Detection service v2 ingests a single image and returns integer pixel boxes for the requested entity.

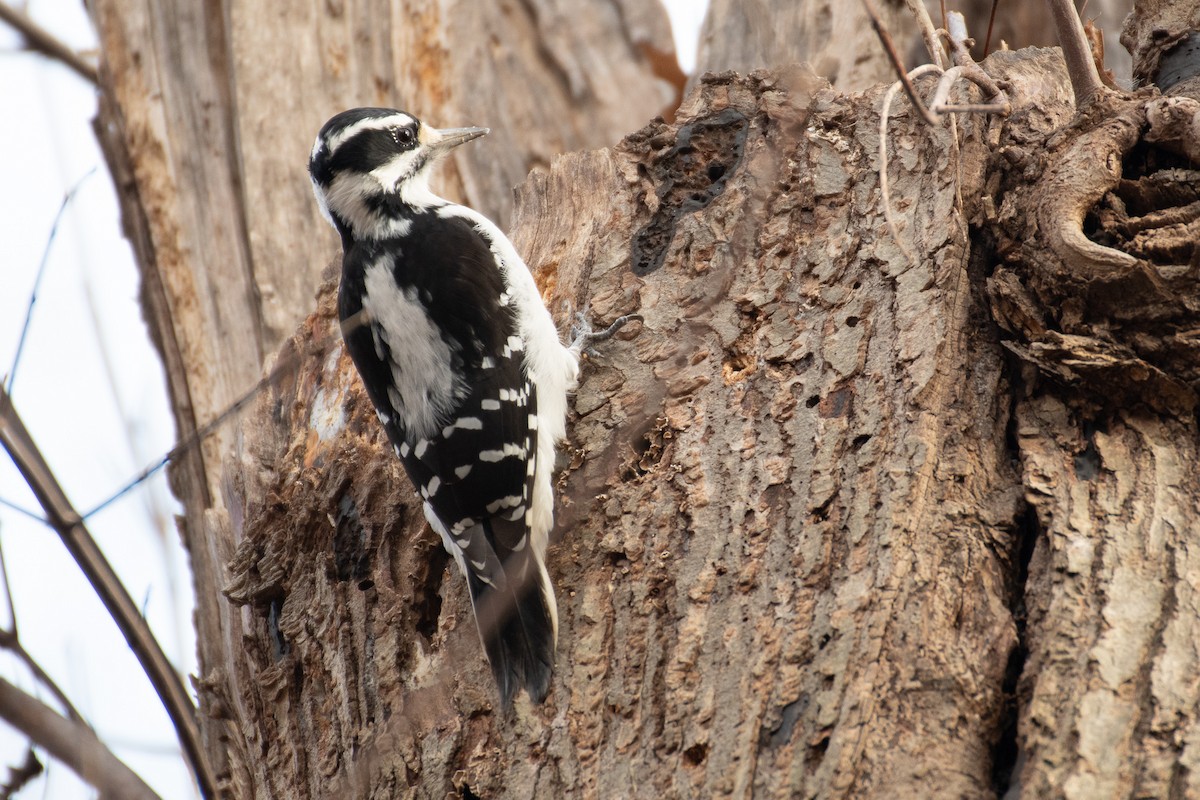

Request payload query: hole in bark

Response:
[623,419,668,480]
[683,742,708,765]
[1085,141,1200,266]
[807,734,830,767]
[845,316,860,327]
[413,539,448,641]
[268,597,289,661]
[332,490,373,583]
[760,695,806,750]
[1073,420,1102,480]
[630,108,750,276]
[992,502,1038,795]
[460,784,481,800]
[805,395,820,408]
[851,433,871,451]
[358,579,374,591]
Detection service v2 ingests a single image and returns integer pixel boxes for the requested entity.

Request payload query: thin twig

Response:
[931,66,969,113]
[0,3,98,85]
[863,0,939,125]
[905,0,945,70]
[1046,0,1104,104]
[0,497,43,524]
[879,64,944,268]
[945,12,1008,102]
[875,12,1011,270]
[0,676,159,800]
[80,255,172,525]
[0,542,86,723]
[933,102,1015,114]
[6,168,97,396]
[0,387,216,799]
[983,0,1001,57]
[84,330,338,520]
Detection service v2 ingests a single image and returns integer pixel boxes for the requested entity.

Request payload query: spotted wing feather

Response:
[338,213,554,705]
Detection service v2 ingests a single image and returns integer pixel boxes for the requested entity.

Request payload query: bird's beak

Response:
[425,125,489,156]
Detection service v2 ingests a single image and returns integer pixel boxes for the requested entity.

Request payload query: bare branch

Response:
[879,64,944,268]
[905,0,945,69]
[863,0,939,125]
[938,13,1011,114]
[983,0,1001,57]
[1046,0,1104,104]
[875,12,1010,269]
[0,747,41,799]
[84,329,337,519]
[0,3,98,85]
[0,542,86,723]
[0,387,216,799]
[6,169,97,396]
[0,676,159,800]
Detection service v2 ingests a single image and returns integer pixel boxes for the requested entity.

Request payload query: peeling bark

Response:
[985,3,1200,797]
[87,0,678,796]
[224,65,1028,797]
[89,0,1200,796]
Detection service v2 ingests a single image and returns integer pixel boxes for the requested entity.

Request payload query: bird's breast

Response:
[358,257,466,439]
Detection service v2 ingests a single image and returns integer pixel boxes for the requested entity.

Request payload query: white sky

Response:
[0,1,708,798]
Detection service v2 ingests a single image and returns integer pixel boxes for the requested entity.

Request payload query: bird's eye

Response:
[393,127,416,147]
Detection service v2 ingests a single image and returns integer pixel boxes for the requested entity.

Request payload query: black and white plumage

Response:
[309,107,580,707]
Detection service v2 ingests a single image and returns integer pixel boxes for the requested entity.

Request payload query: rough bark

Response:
[223,58,1031,796]
[986,2,1200,797]
[694,0,923,91]
[692,1,1133,93]
[87,0,679,796]
[90,0,1200,797]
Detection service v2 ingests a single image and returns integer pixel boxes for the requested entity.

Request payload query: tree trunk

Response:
[90,0,1200,797]
[989,3,1200,796]
[692,0,1133,93]
[88,0,679,795]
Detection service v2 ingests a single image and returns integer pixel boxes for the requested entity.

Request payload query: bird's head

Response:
[309,107,488,240]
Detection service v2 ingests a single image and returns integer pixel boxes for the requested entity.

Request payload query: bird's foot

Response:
[568,311,642,357]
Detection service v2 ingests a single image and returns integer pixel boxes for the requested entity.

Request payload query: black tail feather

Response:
[466,560,556,709]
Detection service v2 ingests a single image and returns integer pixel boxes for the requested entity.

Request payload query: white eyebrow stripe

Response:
[327,113,416,153]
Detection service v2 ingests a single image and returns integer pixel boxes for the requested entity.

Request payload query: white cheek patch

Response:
[323,171,413,238]
[370,150,422,189]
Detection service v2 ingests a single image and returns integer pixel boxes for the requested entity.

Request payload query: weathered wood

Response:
[91,0,1200,796]
[691,1,1135,94]
[984,4,1200,798]
[694,0,923,91]
[224,64,1027,797]
[88,1,681,795]
[1014,400,1200,799]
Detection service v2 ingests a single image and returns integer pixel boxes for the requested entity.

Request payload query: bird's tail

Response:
[466,544,558,709]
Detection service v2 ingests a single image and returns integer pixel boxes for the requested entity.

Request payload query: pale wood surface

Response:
[88,0,680,793]
[87,0,1200,797]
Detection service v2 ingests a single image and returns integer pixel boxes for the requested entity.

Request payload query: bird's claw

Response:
[569,312,642,357]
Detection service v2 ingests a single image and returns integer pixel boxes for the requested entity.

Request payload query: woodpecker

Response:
[309,107,629,707]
